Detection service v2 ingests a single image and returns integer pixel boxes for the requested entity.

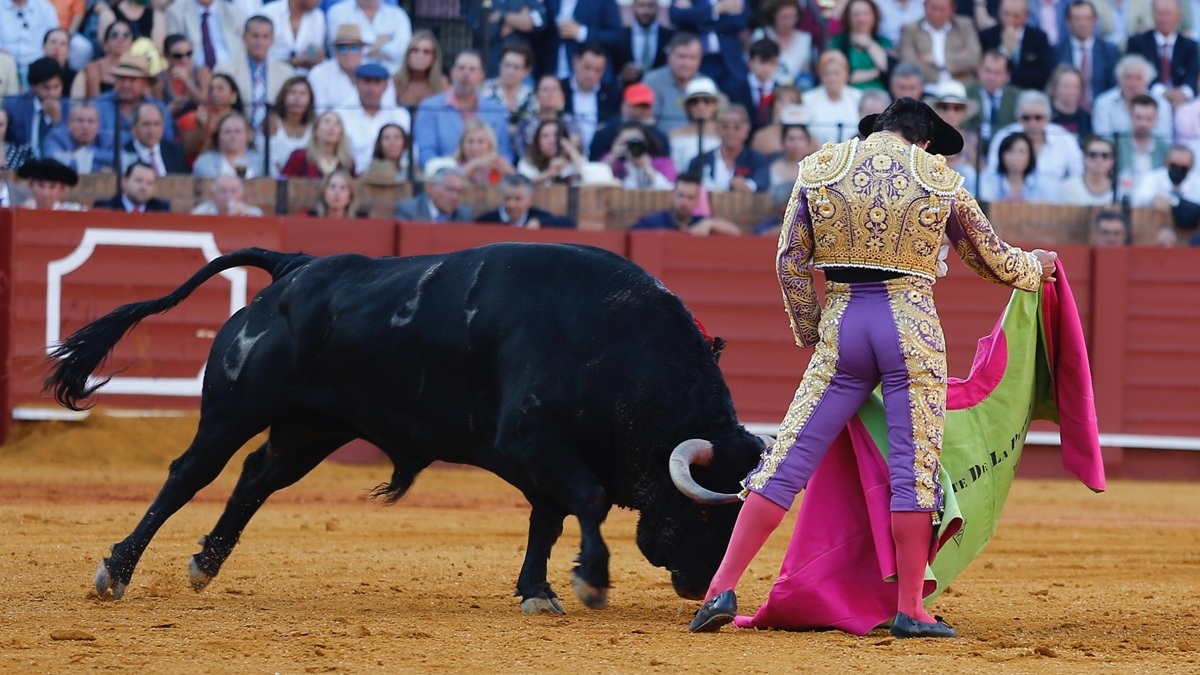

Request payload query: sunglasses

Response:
[1086,151,1112,159]
[688,97,716,105]
[169,50,194,59]
[1020,114,1047,121]
[936,103,966,112]
[336,44,363,53]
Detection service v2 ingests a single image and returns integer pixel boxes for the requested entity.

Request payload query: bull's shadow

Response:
[46,243,768,614]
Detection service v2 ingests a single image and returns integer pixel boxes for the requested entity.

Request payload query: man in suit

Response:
[560,42,620,151]
[395,167,474,223]
[465,0,548,76]
[686,105,770,193]
[979,0,1057,90]
[476,174,574,228]
[540,0,622,79]
[120,103,187,176]
[899,0,981,84]
[413,50,511,170]
[630,172,741,234]
[4,57,67,158]
[728,39,781,132]
[1126,0,1200,107]
[44,102,115,174]
[94,162,172,213]
[965,50,1021,145]
[609,0,674,85]
[669,0,748,85]
[166,0,247,71]
[1056,0,1122,109]
[215,16,296,141]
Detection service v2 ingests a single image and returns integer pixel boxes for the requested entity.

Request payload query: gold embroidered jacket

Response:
[777,132,1043,347]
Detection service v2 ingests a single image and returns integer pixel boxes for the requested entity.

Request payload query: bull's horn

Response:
[669,439,742,505]
[755,434,776,451]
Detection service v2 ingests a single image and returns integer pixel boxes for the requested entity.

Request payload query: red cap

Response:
[624,83,655,106]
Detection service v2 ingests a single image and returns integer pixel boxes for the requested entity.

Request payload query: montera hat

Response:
[857,96,964,156]
[17,158,80,186]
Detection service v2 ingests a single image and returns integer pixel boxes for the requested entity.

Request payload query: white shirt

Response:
[1130,166,1200,206]
[803,86,863,145]
[875,0,925,45]
[555,0,585,79]
[339,105,412,174]
[194,1,234,68]
[631,24,659,70]
[920,20,953,84]
[261,0,327,72]
[0,0,59,68]
[308,58,398,114]
[133,140,167,176]
[986,121,1085,186]
[569,78,600,150]
[1091,87,1175,140]
[703,150,736,192]
[326,0,413,75]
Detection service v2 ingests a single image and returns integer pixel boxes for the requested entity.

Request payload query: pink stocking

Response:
[704,492,787,601]
[892,511,936,622]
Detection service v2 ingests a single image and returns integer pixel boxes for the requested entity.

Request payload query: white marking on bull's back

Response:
[223,325,266,380]
[463,259,484,330]
[391,262,443,327]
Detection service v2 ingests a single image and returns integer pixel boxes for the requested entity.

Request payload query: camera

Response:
[626,138,648,158]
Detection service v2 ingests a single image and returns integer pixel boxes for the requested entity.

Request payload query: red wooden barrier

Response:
[2,210,1199,479]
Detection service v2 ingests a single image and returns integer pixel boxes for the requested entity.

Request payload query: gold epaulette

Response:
[909,145,965,196]
[798,138,859,189]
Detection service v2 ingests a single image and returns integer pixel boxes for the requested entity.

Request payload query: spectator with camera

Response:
[589,83,669,162]
[600,120,675,190]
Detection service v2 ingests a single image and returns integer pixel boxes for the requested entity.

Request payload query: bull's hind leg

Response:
[516,502,568,614]
[189,418,354,592]
[95,416,265,600]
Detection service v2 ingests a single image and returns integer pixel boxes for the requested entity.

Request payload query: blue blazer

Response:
[669,0,749,82]
[687,147,771,193]
[607,24,675,77]
[1054,37,1121,98]
[3,93,72,155]
[537,0,624,78]
[1126,31,1200,92]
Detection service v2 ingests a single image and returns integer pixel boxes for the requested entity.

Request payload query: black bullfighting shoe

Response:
[889,612,958,638]
[689,590,737,633]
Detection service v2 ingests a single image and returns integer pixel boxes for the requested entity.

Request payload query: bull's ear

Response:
[710,337,727,363]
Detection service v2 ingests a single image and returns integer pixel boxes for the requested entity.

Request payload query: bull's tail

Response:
[45,248,312,411]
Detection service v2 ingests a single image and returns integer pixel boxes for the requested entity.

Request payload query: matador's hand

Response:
[1033,249,1058,284]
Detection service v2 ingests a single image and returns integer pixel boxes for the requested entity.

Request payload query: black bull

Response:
[46,243,767,613]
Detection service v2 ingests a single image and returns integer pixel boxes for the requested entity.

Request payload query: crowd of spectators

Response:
[2,0,1200,242]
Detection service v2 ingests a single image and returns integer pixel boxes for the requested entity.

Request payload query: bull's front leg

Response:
[569,491,611,610]
[516,503,567,614]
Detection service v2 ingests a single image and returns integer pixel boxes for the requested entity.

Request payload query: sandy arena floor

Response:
[1,414,1198,674]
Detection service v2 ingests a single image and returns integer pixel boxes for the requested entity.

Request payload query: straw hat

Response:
[333,24,366,45]
[109,53,153,80]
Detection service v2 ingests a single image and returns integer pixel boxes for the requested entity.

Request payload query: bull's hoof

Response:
[570,573,608,610]
[520,597,567,615]
[188,556,213,592]
[94,560,127,600]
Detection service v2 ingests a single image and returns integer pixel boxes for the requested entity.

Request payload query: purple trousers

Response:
[744,276,946,513]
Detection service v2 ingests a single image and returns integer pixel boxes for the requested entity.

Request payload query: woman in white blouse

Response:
[802,50,863,146]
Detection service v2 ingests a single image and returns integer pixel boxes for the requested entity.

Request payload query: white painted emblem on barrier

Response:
[45,228,248,397]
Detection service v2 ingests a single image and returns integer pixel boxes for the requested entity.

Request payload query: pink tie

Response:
[1080,44,1092,108]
